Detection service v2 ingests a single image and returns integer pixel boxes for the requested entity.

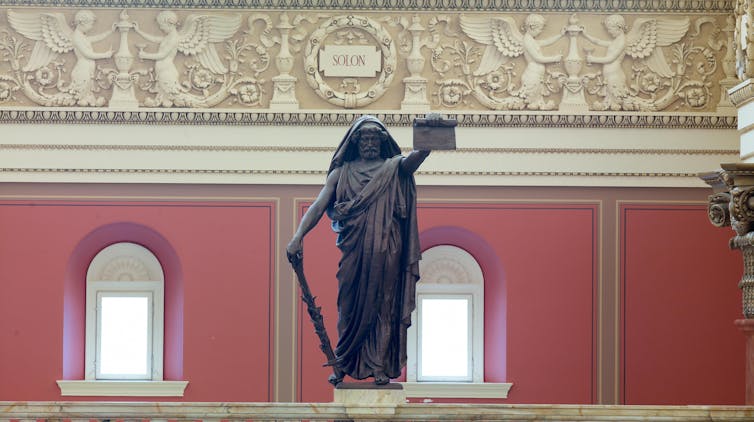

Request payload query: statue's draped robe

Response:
[327,156,421,380]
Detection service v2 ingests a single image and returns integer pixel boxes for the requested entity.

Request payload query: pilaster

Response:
[701,56,754,402]
[735,319,754,404]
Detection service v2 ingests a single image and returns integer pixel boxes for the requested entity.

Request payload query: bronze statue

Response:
[287,115,430,386]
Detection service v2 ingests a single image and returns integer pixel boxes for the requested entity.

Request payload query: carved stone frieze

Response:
[449,13,730,112]
[0,8,737,114]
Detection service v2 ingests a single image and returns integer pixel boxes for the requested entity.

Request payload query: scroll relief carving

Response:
[0,9,732,111]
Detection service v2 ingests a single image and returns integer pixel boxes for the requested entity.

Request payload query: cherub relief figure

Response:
[581,14,690,111]
[460,14,564,110]
[8,10,114,106]
[133,11,242,107]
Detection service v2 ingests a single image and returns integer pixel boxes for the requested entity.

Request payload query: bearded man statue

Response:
[287,115,430,385]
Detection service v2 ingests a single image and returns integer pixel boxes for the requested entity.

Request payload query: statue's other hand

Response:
[286,238,303,264]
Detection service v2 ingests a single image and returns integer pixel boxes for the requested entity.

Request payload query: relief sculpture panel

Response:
[0,7,735,113]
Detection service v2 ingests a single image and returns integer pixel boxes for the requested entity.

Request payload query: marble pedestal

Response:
[333,382,405,418]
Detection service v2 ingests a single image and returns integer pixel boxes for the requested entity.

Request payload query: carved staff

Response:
[287,252,343,384]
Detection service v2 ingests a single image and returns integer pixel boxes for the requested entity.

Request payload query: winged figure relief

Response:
[7,10,114,106]
[460,14,564,110]
[582,14,690,111]
[134,11,242,107]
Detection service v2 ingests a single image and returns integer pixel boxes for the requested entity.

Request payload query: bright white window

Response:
[407,245,484,383]
[97,293,152,378]
[418,295,472,381]
[85,242,164,381]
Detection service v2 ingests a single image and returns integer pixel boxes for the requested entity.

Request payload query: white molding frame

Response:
[0,119,740,188]
[85,242,165,381]
[56,380,188,397]
[408,245,485,385]
[401,382,513,399]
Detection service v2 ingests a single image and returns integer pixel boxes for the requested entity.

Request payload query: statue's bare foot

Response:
[374,371,389,385]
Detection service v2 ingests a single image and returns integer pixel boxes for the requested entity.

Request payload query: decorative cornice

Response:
[0,143,738,156]
[0,110,738,129]
[728,79,754,108]
[0,0,735,12]
[0,167,702,178]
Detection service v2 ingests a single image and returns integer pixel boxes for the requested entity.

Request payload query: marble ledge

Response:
[0,402,753,421]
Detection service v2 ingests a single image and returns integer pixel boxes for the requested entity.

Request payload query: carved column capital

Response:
[731,185,754,234]
[709,191,733,228]
[701,163,754,318]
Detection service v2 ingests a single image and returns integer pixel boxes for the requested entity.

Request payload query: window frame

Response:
[84,242,165,382]
[407,245,484,384]
[90,283,162,380]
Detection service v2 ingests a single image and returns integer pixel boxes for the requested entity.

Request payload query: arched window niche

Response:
[402,226,511,400]
[85,242,165,381]
[58,222,187,397]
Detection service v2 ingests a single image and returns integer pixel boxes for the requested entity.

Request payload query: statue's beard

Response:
[360,148,379,160]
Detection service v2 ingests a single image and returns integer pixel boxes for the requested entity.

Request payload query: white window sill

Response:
[400,382,512,399]
[56,380,188,397]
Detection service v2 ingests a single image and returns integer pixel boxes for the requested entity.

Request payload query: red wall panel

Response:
[0,201,275,402]
[621,204,743,405]
[297,202,598,404]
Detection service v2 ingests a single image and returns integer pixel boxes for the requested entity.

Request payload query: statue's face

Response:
[606,22,622,37]
[528,23,543,36]
[357,127,382,160]
[159,22,174,33]
[78,18,94,33]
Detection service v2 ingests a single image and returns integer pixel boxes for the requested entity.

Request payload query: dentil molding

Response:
[0,0,736,12]
[0,109,738,128]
